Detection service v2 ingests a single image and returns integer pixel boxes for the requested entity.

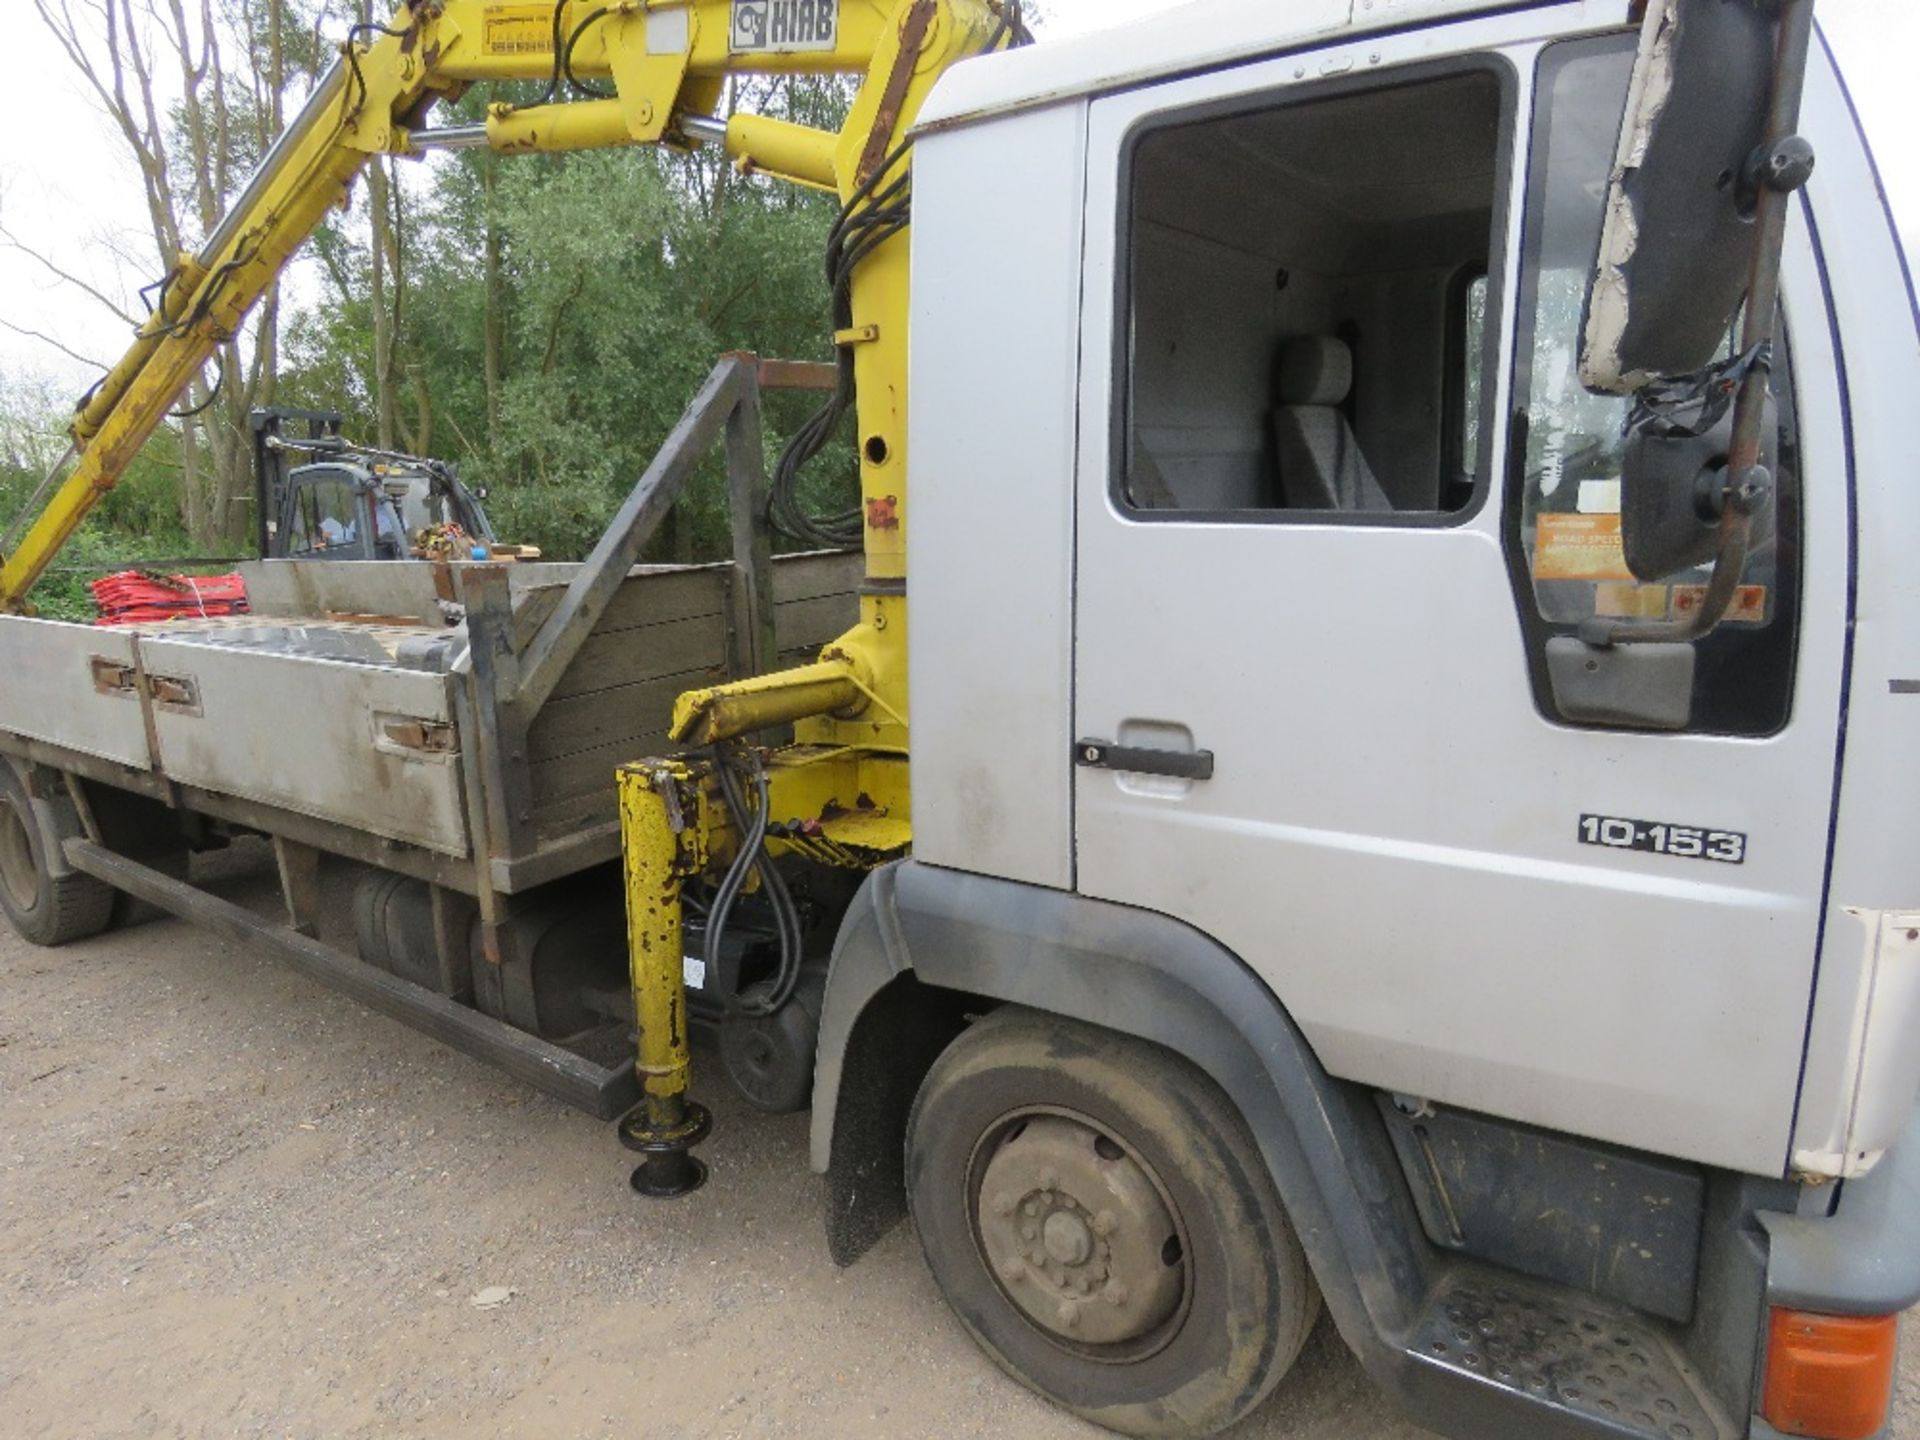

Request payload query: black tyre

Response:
[0,767,115,947]
[906,1009,1318,1437]
[718,969,826,1114]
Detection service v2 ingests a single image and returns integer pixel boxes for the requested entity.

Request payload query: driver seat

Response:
[1270,337,1392,512]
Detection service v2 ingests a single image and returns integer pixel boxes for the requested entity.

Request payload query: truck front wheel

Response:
[905,1009,1318,1437]
[0,767,115,947]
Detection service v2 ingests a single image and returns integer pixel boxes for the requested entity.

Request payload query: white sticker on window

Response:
[1577,478,1622,514]
[730,0,838,54]
[683,953,707,990]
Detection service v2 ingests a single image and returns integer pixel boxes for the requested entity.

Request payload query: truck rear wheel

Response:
[718,968,826,1114]
[0,767,115,947]
[905,1009,1317,1437]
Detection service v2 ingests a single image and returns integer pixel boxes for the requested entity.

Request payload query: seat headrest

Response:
[1274,337,1353,407]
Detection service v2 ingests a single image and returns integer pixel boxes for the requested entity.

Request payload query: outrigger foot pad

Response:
[619,1098,713,1198]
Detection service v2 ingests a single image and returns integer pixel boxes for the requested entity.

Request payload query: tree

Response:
[25,0,346,548]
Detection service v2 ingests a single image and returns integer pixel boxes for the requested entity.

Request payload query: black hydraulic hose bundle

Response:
[767,0,1032,550]
[769,148,914,549]
[703,746,806,1017]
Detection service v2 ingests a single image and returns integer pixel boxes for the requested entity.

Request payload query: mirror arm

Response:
[1581,0,1817,651]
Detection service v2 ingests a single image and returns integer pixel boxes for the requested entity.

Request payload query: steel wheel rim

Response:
[965,1104,1195,1364]
[0,798,37,913]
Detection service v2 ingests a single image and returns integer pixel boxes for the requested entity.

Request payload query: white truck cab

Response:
[802,2,1920,1436]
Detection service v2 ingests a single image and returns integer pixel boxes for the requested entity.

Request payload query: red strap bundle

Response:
[89,570,249,626]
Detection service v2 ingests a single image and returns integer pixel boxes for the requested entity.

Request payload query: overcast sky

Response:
[0,0,1912,391]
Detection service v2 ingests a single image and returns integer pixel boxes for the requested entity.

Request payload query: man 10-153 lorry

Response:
[0,3,1915,1438]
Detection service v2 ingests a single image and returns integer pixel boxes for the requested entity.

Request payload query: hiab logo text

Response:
[730,0,839,54]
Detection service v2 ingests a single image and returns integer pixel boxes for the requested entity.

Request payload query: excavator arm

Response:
[0,0,1006,612]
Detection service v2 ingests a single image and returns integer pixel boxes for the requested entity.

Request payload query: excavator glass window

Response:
[1114,62,1511,523]
[1505,35,1802,736]
[284,471,368,559]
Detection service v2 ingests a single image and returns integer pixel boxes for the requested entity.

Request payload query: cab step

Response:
[1405,1267,1736,1440]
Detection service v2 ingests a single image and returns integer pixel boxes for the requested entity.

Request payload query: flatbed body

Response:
[0,551,857,887]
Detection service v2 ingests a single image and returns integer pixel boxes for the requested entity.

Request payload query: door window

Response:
[1507,36,1802,735]
[1114,63,1512,522]
[285,472,366,558]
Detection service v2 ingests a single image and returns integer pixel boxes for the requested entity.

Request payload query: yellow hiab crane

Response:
[0,0,1010,620]
[0,0,1011,1194]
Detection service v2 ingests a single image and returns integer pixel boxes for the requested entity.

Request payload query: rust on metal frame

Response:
[750,357,838,393]
[856,0,938,188]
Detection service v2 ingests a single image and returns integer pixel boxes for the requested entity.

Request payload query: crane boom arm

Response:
[0,0,1002,611]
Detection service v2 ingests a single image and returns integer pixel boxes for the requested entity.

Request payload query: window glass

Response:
[1510,37,1801,735]
[1117,65,1508,521]
[286,474,364,557]
[374,494,408,557]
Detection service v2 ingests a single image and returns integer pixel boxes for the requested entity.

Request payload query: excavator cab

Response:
[275,462,406,561]
[248,407,494,563]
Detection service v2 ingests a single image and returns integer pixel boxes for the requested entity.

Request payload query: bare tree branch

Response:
[0,319,108,373]
[26,0,290,547]
[0,226,140,326]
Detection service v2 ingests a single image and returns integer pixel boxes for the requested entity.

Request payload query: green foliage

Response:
[0,377,203,620]
[278,74,859,564]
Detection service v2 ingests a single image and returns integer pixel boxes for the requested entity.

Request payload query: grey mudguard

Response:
[1761,1103,1920,1316]
[809,860,1436,1387]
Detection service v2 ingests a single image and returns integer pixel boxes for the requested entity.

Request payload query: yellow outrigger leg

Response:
[616,760,714,1196]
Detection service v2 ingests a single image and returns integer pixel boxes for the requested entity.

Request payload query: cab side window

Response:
[1117,64,1510,522]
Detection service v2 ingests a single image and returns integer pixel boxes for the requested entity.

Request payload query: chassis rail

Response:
[63,837,640,1119]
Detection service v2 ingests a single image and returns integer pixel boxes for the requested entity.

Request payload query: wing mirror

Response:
[1577,0,1816,643]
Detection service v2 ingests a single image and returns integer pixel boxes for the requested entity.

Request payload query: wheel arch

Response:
[810,860,1435,1374]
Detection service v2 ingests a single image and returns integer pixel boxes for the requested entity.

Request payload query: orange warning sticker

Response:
[484,3,555,55]
[1532,512,1633,582]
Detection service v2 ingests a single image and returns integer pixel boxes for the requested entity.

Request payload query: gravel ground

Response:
[0,851,1913,1440]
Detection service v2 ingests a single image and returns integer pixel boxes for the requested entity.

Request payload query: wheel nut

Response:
[1021,1222,1036,1240]
[1091,1210,1116,1237]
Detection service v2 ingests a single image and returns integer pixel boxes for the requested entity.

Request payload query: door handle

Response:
[1074,739,1214,781]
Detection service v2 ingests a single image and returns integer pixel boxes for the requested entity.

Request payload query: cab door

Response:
[1070,14,1851,1175]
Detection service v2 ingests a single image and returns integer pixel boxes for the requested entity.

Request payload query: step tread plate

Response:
[1408,1270,1736,1440]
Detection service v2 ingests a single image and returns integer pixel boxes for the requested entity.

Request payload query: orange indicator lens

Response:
[1763,1308,1899,1440]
